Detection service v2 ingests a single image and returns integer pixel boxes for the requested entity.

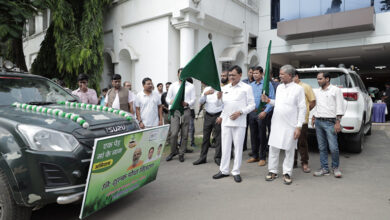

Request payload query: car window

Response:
[298,71,350,89]
[356,74,368,94]
[349,73,367,93]
[0,76,76,106]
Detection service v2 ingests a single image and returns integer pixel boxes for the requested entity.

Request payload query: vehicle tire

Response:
[366,111,372,136]
[345,121,364,153]
[0,169,32,220]
[366,120,372,136]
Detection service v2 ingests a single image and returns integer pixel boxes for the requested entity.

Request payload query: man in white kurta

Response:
[212,65,255,183]
[262,65,306,185]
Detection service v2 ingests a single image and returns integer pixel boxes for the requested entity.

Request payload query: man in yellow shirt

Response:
[293,72,316,173]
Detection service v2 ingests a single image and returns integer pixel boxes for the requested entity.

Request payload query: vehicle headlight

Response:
[18,125,79,152]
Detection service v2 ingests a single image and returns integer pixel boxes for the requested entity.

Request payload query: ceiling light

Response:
[328,56,361,61]
[375,65,386,69]
[362,45,384,52]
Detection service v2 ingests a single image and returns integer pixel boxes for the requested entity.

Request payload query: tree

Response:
[30,23,60,80]
[31,0,112,90]
[0,0,45,71]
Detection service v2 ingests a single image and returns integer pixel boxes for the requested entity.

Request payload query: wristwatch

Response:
[239,110,243,115]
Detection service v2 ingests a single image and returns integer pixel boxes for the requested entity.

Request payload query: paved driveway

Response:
[32,126,390,220]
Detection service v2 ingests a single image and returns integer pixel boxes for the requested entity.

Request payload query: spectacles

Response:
[79,81,88,84]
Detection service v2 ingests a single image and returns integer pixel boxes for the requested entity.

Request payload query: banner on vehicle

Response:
[79,125,169,219]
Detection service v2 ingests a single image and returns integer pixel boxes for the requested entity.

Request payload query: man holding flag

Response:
[167,42,222,163]
[165,68,196,162]
[212,65,255,183]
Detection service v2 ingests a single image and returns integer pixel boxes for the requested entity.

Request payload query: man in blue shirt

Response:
[246,66,275,166]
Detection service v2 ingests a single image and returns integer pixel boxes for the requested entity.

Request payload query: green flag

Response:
[180,41,221,91]
[170,41,221,116]
[257,40,272,113]
[169,81,186,116]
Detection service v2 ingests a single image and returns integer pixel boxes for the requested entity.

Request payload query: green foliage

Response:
[35,0,112,91]
[0,0,36,41]
[0,0,47,71]
[30,24,63,82]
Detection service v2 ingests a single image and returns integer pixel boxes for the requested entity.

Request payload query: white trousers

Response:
[220,126,245,175]
[268,146,295,176]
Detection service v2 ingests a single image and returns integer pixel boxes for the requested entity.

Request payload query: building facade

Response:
[23,0,390,92]
[258,0,390,89]
[23,0,260,96]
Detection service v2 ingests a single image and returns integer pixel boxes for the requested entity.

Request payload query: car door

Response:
[352,73,372,124]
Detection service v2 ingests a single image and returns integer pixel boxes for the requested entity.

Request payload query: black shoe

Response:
[166,152,177,161]
[179,154,185,162]
[185,149,194,153]
[214,158,221,166]
[193,158,206,165]
[212,171,229,179]
[233,175,242,183]
[248,152,254,157]
[283,174,292,185]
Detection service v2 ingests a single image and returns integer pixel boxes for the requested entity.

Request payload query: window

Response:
[28,17,36,36]
[271,0,382,29]
[222,62,231,71]
[280,0,300,21]
[248,37,257,49]
[350,73,368,93]
[299,72,350,89]
[271,0,280,29]
[321,0,345,15]
[42,9,48,30]
[300,0,321,18]
[345,0,371,11]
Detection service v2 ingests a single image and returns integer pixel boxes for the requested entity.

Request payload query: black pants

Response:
[200,112,222,160]
[249,111,271,160]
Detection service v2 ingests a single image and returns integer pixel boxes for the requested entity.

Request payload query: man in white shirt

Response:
[212,65,255,183]
[312,72,345,178]
[145,147,155,163]
[165,68,196,162]
[135,77,163,129]
[156,83,164,98]
[262,64,306,185]
[193,83,223,166]
[105,74,135,114]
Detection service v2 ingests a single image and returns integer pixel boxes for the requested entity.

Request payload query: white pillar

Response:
[179,27,195,67]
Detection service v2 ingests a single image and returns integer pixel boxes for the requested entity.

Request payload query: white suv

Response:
[297,67,373,153]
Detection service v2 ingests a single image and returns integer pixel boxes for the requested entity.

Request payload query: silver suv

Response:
[297,67,373,153]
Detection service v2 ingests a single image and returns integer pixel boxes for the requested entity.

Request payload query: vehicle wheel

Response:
[366,119,372,136]
[345,121,364,153]
[365,111,372,136]
[0,170,31,220]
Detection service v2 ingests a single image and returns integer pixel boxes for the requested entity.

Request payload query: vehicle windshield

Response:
[298,71,350,89]
[0,76,77,106]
